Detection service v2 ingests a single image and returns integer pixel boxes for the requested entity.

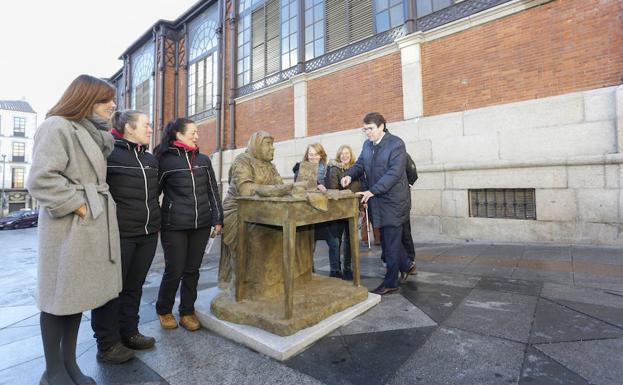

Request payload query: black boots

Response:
[122,333,156,350]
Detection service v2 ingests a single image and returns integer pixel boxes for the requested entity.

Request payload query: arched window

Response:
[131,44,154,122]
[188,19,219,119]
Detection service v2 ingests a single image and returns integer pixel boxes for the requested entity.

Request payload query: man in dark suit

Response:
[341,112,416,295]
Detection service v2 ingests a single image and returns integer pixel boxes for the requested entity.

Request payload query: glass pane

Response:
[375,0,388,12]
[305,0,313,9]
[314,20,324,38]
[432,0,452,12]
[375,11,389,32]
[281,4,289,19]
[314,4,323,21]
[390,0,402,6]
[305,9,313,25]
[290,1,297,16]
[305,42,313,60]
[290,50,297,67]
[290,34,297,49]
[389,4,404,27]
[416,0,433,16]
[282,37,289,52]
[290,18,297,32]
[305,25,313,42]
[314,38,324,56]
[282,22,289,37]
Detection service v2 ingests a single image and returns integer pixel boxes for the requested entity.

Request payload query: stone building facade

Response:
[110,0,623,245]
[0,100,37,215]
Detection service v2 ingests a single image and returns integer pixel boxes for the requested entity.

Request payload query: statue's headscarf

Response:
[246,130,274,160]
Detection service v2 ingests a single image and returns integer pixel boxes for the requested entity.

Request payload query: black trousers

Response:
[381,220,416,263]
[156,227,211,316]
[380,225,412,289]
[91,233,158,350]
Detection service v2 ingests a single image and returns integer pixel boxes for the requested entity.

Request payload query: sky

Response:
[0,0,200,123]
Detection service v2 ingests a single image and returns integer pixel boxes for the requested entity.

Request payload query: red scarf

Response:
[111,128,123,139]
[171,140,197,152]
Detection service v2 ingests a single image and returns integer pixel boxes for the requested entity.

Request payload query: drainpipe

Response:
[228,0,237,149]
[216,0,225,196]
[174,34,179,118]
[158,26,166,134]
[405,0,417,34]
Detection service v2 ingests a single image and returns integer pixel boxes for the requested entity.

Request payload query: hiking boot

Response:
[158,313,178,329]
[96,342,135,364]
[179,314,201,331]
[371,284,399,295]
[122,332,156,350]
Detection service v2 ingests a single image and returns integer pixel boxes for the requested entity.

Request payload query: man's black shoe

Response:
[122,333,156,350]
[96,342,135,364]
[371,284,399,295]
[400,263,417,283]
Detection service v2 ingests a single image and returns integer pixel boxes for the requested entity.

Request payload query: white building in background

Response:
[0,100,37,214]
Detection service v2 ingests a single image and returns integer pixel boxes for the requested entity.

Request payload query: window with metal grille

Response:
[304,0,325,60]
[375,0,404,33]
[12,167,24,189]
[12,142,25,162]
[469,189,536,220]
[416,0,455,17]
[251,0,280,82]
[237,13,252,86]
[281,0,299,69]
[13,117,26,137]
[134,80,151,121]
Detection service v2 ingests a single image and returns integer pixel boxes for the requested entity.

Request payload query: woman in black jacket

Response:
[155,118,223,331]
[90,110,161,364]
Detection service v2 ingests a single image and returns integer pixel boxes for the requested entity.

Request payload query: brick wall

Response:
[307,52,404,135]
[235,86,294,148]
[422,0,623,116]
[197,118,218,154]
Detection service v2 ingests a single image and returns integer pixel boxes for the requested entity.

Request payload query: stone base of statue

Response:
[211,275,369,336]
[196,285,380,361]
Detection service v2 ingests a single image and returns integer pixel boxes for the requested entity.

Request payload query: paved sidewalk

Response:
[1,228,622,385]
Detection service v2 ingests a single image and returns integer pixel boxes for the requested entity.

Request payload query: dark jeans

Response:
[380,225,412,289]
[156,227,211,316]
[330,220,352,272]
[326,234,341,273]
[381,220,416,264]
[91,233,158,350]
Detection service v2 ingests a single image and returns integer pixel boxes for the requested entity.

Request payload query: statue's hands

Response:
[317,184,327,192]
[341,176,351,188]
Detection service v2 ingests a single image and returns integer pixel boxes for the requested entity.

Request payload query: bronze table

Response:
[235,194,361,319]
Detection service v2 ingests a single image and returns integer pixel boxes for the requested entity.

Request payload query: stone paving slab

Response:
[0,304,38,328]
[554,299,623,329]
[334,291,436,336]
[541,282,623,309]
[529,298,623,343]
[136,320,323,385]
[571,246,623,265]
[411,271,481,288]
[444,289,537,342]
[387,327,524,385]
[288,327,435,385]
[519,346,589,385]
[400,281,472,324]
[475,276,542,296]
[511,267,574,285]
[522,245,571,261]
[536,338,623,385]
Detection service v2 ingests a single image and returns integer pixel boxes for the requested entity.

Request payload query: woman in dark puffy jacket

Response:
[325,145,361,280]
[90,110,161,364]
[154,118,223,331]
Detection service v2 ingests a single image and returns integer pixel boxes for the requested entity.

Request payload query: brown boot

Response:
[179,314,201,331]
[158,313,178,329]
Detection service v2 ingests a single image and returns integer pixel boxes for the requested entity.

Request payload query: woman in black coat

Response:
[342,112,415,295]
[154,118,223,331]
[91,110,161,364]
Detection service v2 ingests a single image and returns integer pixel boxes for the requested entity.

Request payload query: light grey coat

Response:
[26,116,122,315]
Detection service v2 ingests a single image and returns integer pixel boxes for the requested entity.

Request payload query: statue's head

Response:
[247,131,275,162]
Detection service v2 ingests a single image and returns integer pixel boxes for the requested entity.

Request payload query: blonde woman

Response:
[326,145,361,280]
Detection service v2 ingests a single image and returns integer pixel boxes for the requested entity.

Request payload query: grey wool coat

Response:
[26,116,122,315]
